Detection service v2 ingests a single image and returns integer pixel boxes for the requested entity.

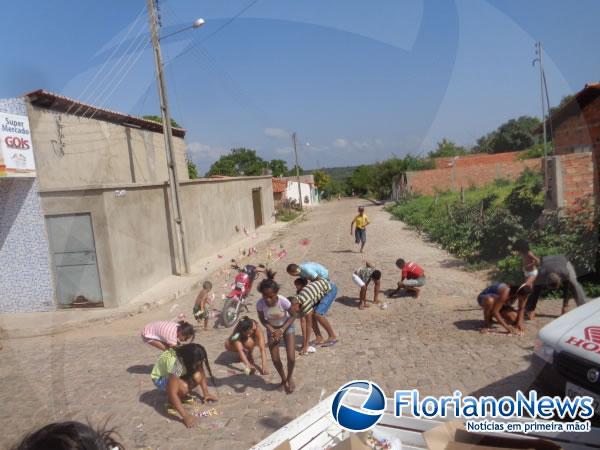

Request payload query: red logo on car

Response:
[585,326,600,345]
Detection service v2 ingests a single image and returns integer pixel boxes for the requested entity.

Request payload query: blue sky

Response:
[2,0,599,173]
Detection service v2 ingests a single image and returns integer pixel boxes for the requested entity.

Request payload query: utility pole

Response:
[147,0,190,275]
[535,42,549,194]
[292,132,303,210]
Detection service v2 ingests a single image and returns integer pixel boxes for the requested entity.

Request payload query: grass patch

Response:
[276,210,300,222]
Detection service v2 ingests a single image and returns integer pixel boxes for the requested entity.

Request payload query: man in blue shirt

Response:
[287,262,329,281]
[287,262,337,349]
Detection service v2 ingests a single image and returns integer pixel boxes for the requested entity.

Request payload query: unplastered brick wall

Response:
[553,95,600,205]
[433,151,522,169]
[558,152,596,208]
[406,158,541,196]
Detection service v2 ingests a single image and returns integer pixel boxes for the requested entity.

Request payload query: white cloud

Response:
[353,141,371,150]
[264,127,290,139]
[186,142,225,160]
[333,138,349,148]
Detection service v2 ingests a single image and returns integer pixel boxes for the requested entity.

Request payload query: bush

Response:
[390,174,599,291]
[504,169,544,229]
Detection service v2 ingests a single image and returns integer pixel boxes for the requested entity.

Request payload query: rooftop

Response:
[546,82,600,130]
[24,89,186,138]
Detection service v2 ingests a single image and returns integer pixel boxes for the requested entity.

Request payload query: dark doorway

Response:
[252,188,264,228]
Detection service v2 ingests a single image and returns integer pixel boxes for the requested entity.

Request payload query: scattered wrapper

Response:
[299,238,310,246]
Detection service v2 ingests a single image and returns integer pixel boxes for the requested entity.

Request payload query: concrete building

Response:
[544,83,600,209]
[0,91,273,313]
[272,175,319,207]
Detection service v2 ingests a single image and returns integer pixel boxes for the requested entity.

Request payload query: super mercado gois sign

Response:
[0,111,36,177]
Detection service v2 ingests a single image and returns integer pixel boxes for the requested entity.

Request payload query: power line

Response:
[79,21,149,117]
[87,40,150,120]
[67,6,147,116]
[168,0,261,64]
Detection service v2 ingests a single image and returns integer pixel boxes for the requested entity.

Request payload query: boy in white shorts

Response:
[352,262,381,309]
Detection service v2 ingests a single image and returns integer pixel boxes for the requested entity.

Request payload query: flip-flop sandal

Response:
[321,339,338,348]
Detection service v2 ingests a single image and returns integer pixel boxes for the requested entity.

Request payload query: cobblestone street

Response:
[1,200,562,450]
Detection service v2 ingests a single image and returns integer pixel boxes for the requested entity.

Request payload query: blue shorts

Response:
[267,324,296,340]
[355,228,366,244]
[153,377,168,391]
[315,283,337,316]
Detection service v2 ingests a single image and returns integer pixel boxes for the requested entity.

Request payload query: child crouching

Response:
[151,343,217,428]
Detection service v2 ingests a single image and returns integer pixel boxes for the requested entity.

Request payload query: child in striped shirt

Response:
[141,320,195,351]
[289,278,338,355]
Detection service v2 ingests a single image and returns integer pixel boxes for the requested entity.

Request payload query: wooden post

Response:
[460,186,465,204]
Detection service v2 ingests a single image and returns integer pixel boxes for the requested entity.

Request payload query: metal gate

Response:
[46,214,103,307]
[252,188,264,228]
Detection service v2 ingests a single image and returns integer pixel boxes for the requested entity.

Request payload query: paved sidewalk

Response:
[0,219,292,338]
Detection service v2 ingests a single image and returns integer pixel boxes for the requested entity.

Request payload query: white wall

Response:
[286,181,314,206]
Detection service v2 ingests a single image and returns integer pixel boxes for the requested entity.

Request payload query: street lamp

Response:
[160,18,205,41]
[146,0,204,275]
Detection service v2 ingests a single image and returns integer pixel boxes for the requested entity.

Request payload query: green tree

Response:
[428,139,467,158]
[187,160,199,179]
[206,148,267,176]
[269,159,288,177]
[348,165,374,196]
[550,94,575,116]
[312,170,331,190]
[142,115,182,128]
[476,116,541,153]
[287,164,305,176]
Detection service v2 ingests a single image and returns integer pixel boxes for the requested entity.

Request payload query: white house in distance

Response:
[272,175,319,207]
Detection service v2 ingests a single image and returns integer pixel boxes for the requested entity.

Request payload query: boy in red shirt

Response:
[394,258,425,297]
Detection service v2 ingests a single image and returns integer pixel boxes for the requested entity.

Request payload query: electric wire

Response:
[67,6,147,116]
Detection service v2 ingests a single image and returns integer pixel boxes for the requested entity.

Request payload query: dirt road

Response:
[0,199,561,449]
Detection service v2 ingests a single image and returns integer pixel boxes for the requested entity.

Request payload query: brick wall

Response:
[552,95,600,202]
[433,151,522,169]
[557,152,596,208]
[403,158,540,196]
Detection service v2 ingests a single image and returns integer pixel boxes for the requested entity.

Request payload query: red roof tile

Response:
[272,178,287,193]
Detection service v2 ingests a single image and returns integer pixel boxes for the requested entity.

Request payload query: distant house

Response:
[544,83,600,209]
[272,175,319,207]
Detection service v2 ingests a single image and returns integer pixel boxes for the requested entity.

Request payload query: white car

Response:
[533,297,600,417]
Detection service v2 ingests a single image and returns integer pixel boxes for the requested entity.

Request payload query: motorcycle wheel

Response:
[222,297,241,328]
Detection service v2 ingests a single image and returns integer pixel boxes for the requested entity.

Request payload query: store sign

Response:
[0,111,36,177]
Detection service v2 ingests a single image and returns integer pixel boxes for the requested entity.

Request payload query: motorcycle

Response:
[221,263,262,327]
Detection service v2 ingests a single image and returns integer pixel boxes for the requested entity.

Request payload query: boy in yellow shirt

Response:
[350,206,370,253]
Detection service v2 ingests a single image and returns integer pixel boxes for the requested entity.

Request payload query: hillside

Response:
[306,166,358,182]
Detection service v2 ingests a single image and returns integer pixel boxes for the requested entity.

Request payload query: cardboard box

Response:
[273,440,292,450]
[423,421,562,450]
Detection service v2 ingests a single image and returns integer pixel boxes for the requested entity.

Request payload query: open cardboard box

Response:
[423,421,562,450]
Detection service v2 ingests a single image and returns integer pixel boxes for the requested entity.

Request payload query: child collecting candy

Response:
[256,271,297,393]
[150,343,217,428]
[224,316,269,375]
[141,320,195,351]
[193,281,213,330]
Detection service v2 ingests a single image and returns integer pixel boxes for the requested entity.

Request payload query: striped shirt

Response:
[142,321,179,346]
[296,279,331,316]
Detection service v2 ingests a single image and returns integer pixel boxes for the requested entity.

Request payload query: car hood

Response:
[538,298,600,361]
